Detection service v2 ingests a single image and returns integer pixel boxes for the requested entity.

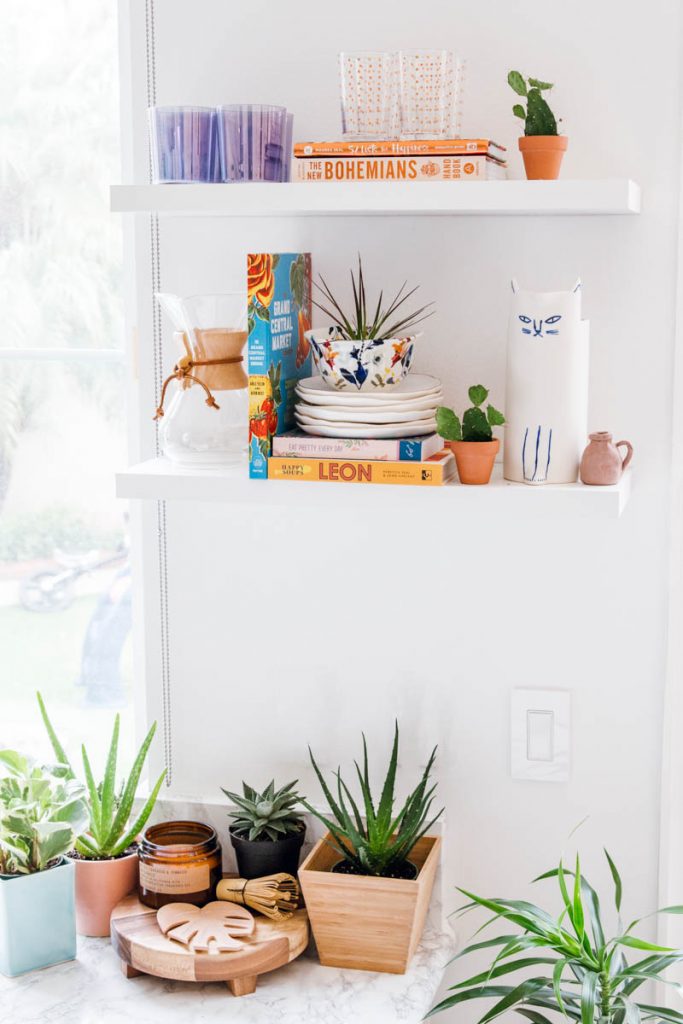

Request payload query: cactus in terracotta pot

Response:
[437,385,505,485]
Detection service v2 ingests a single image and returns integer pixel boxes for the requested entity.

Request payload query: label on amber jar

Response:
[139,860,210,895]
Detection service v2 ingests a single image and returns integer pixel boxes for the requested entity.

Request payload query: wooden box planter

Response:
[298,833,441,974]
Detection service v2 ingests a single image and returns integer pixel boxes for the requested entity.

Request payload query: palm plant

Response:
[313,255,434,341]
[429,849,683,1023]
[303,722,443,877]
[38,692,165,859]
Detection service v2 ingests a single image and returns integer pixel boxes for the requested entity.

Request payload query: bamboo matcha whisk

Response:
[216,873,300,921]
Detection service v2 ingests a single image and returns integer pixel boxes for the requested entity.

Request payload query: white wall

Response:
[119,0,682,1012]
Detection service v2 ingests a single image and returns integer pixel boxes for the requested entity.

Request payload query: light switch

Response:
[511,690,570,782]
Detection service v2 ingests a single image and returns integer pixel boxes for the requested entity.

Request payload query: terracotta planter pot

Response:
[518,135,568,180]
[71,851,139,937]
[298,833,441,974]
[447,438,499,484]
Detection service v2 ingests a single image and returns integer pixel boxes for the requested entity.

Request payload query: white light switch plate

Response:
[511,689,570,782]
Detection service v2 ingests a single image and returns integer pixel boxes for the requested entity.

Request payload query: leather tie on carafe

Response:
[153,329,246,420]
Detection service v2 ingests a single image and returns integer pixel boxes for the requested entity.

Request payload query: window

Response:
[0,0,134,766]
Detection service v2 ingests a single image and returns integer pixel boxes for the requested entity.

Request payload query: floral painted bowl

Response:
[305,328,421,391]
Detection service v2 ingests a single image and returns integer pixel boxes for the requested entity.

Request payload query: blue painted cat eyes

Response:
[519,315,532,323]
[518,313,562,336]
[546,315,562,324]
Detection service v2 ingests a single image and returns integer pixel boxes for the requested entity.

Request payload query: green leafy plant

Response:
[429,849,683,1022]
[303,722,443,877]
[222,780,305,841]
[508,71,559,136]
[0,750,88,874]
[437,385,505,443]
[38,692,166,859]
[313,255,434,341]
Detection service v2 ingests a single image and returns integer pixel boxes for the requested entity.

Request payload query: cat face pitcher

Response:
[503,279,589,485]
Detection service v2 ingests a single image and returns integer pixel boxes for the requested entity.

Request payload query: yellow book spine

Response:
[267,457,450,486]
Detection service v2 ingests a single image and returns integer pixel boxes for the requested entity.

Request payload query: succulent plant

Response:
[37,692,166,859]
[303,722,443,877]
[222,780,305,842]
[313,254,434,341]
[508,71,559,136]
[437,385,505,443]
[0,750,89,874]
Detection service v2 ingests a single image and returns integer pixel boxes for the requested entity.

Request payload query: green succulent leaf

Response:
[508,70,528,96]
[513,104,526,119]
[468,384,489,407]
[463,406,492,442]
[436,406,462,442]
[223,778,304,841]
[528,78,553,90]
[487,404,506,426]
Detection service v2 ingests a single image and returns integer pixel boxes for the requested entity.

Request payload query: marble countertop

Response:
[0,918,454,1024]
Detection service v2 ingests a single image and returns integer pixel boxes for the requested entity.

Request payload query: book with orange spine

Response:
[293,154,507,183]
[294,138,506,158]
[268,450,456,486]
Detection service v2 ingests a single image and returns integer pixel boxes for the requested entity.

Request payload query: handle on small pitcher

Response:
[616,440,633,471]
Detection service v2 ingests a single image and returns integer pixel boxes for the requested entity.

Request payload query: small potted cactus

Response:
[0,750,88,976]
[436,385,505,485]
[221,779,306,879]
[508,71,567,180]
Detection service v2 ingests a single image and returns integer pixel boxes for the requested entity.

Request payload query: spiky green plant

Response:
[437,385,505,443]
[222,780,305,841]
[37,692,166,859]
[508,71,559,136]
[429,849,683,1022]
[302,722,443,877]
[0,750,88,874]
[313,255,434,341]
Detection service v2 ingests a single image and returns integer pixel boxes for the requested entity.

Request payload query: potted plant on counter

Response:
[429,849,683,1021]
[38,693,166,937]
[221,779,306,879]
[306,255,434,391]
[0,750,88,976]
[298,722,443,974]
[508,71,567,180]
[437,385,505,484]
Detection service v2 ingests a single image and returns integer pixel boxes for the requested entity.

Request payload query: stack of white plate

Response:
[295,374,443,439]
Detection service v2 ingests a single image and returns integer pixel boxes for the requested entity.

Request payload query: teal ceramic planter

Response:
[0,857,76,976]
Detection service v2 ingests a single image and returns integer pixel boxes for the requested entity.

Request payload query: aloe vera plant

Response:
[429,850,683,1022]
[37,692,166,859]
[0,750,88,874]
[303,722,443,877]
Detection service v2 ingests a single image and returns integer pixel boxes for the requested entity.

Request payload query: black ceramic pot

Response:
[229,824,306,879]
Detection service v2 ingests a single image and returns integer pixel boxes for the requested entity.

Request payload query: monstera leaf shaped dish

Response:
[157,902,255,952]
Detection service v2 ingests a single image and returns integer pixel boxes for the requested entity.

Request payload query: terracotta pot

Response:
[447,438,499,485]
[580,431,633,485]
[518,135,568,180]
[71,852,139,936]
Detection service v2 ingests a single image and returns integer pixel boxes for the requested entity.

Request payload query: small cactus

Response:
[436,385,505,443]
[508,71,559,136]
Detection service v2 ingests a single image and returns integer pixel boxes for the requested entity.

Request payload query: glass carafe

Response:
[155,293,248,466]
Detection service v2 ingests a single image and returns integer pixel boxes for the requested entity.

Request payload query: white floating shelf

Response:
[116,459,631,518]
[110,179,641,218]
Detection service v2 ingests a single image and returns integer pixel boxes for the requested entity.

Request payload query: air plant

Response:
[429,849,683,1022]
[313,255,434,341]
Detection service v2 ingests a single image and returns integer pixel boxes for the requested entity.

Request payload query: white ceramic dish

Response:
[295,392,443,413]
[297,374,442,404]
[296,420,437,439]
[295,403,439,424]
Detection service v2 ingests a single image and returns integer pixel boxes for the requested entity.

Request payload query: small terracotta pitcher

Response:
[580,432,633,485]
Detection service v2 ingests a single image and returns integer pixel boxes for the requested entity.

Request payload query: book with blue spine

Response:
[271,431,444,462]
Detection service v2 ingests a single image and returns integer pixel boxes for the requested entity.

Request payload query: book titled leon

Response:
[268,450,456,486]
[294,154,506,183]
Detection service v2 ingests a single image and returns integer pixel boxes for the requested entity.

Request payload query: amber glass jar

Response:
[138,821,222,909]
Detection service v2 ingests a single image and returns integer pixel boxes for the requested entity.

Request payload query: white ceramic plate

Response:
[295,417,437,439]
[296,374,442,404]
[295,403,439,424]
[295,392,443,413]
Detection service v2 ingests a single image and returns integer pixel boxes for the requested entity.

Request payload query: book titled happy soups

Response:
[247,253,312,479]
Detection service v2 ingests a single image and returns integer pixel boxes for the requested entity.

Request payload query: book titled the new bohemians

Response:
[268,450,456,486]
[294,155,507,183]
